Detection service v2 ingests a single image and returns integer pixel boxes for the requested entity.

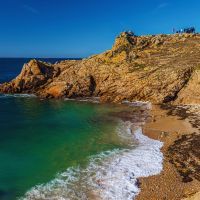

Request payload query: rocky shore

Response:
[136,104,200,200]
[0,32,199,199]
[1,32,200,104]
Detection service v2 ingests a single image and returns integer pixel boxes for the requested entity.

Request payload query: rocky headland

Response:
[1,32,200,200]
[1,31,200,104]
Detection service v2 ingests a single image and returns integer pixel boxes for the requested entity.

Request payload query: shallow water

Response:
[0,58,163,200]
[21,122,163,200]
[0,95,129,199]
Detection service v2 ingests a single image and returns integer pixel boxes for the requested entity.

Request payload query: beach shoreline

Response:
[136,104,200,200]
[0,93,199,200]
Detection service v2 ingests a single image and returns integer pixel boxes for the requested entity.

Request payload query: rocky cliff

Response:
[1,32,200,104]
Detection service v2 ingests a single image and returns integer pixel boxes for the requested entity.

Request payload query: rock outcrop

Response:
[0,59,60,93]
[175,69,200,104]
[1,32,200,104]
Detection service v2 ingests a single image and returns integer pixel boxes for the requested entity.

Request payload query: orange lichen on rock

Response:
[1,32,200,104]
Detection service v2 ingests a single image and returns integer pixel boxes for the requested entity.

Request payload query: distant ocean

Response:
[0,58,163,200]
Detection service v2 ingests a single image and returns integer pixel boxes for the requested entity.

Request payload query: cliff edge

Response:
[1,32,200,104]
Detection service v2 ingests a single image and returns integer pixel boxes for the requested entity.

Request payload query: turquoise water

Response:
[0,95,126,200]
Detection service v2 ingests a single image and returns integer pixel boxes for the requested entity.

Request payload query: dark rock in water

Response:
[168,133,200,182]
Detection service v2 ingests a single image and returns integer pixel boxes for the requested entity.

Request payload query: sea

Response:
[0,58,163,200]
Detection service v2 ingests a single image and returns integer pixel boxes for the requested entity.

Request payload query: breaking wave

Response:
[0,94,36,98]
[65,97,100,104]
[20,121,163,200]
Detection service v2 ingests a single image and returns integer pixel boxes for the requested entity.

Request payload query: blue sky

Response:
[0,0,200,58]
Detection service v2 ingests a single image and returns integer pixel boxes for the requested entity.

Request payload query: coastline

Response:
[136,104,200,200]
[16,99,163,200]
[0,93,199,199]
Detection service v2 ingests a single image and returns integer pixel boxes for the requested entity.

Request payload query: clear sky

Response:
[0,0,200,58]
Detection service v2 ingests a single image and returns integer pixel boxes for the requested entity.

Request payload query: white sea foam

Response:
[122,100,152,110]
[0,94,36,98]
[65,97,100,104]
[20,121,163,200]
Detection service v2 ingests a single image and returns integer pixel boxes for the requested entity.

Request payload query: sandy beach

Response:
[136,104,200,200]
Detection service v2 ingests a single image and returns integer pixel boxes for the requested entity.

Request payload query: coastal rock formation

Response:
[1,32,200,104]
[168,133,200,182]
[175,69,200,104]
[0,59,60,93]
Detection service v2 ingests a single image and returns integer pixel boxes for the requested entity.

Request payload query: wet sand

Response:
[136,104,200,200]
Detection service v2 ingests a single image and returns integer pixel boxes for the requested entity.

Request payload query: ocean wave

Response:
[20,121,163,200]
[65,97,100,104]
[0,94,36,98]
[122,100,152,110]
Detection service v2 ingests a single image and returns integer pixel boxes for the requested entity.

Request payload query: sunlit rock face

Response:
[1,32,200,104]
